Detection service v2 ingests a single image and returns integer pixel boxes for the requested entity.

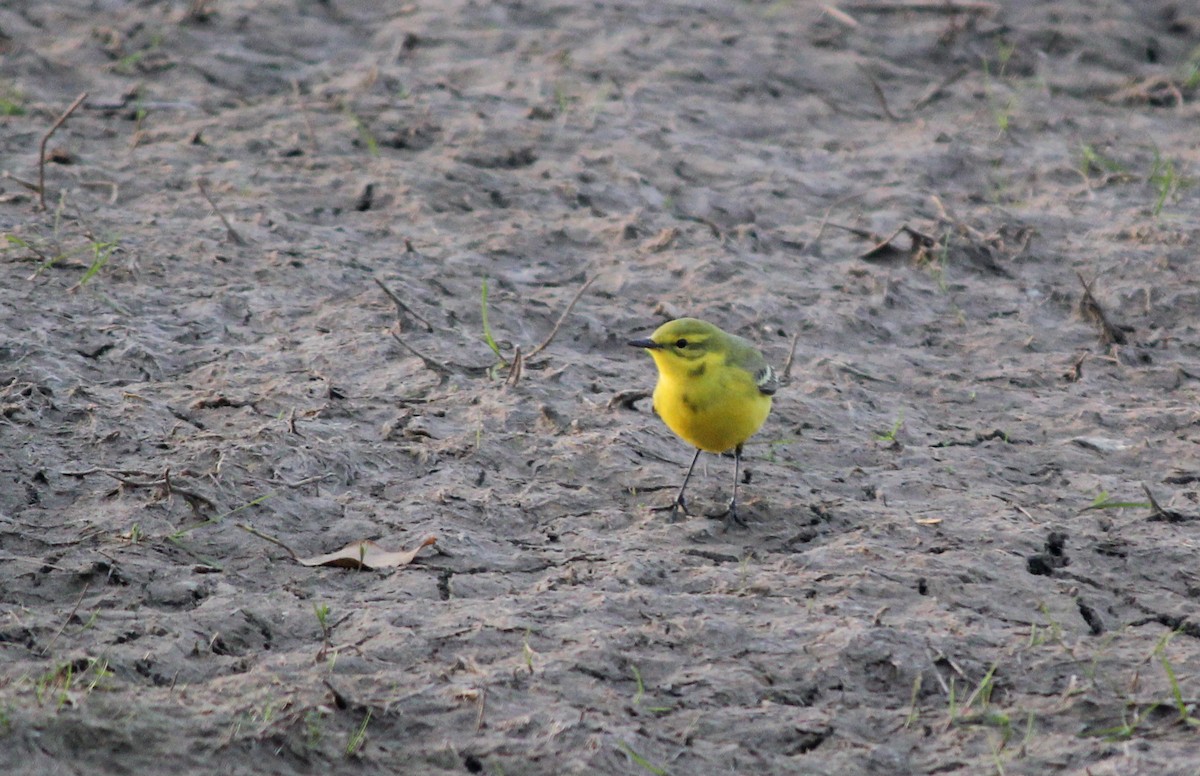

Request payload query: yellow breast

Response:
[651,358,772,453]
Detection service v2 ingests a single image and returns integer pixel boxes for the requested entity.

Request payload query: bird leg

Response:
[708,444,748,530]
[652,448,702,522]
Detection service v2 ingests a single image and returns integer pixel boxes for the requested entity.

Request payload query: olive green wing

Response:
[726,334,778,397]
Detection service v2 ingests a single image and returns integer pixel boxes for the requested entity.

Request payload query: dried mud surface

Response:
[3,1,1200,774]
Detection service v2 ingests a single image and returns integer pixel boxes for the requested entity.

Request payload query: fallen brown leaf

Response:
[640,226,679,253]
[299,535,437,570]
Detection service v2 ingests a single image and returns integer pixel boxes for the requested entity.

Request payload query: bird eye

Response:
[675,338,688,348]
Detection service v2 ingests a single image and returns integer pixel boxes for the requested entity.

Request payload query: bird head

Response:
[628,317,722,377]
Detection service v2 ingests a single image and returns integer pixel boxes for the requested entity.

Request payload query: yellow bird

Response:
[629,317,777,527]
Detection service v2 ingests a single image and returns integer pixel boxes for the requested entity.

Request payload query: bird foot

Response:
[707,500,748,531]
[652,497,690,522]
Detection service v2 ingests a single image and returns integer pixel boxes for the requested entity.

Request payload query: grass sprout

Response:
[75,239,119,288]
[480,278,508,366]
[1148,147,1189,216]
[876,411,904,443]
[346,710,371,757]
[1156,631,1200,728]
[1082,491,1150,512]
[617,742,668,775]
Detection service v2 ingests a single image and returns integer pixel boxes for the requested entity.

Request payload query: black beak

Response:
[628,337,661,349]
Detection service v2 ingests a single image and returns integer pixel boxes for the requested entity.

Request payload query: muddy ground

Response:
[3,1,1200,773]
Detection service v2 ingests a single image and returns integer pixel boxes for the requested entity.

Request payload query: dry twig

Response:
[38,92,88,210]
[826,221,884,243]
[857,65,899,121]
[525,274,596,359]
[1063,351,1088,382]
[911,67,969,112]
[375,277,434,332]
[1142,483,1192,523]
[842,0,997,13]
[505,346,524,387]
[820,5,860,27]
[860,223,938,260]
[235,522,300,561]
[379,273,592,386]
[1075,272,1127,345]
[475,686,488,732]
[387,331,490,383]
[196,179,246,245]
[607,389,649,410]
[1109,76,1187,109]
[42,582,90,656]
[389,330,456,379]
[781,331,802,383]
[811,193,862,249]
[61,466,218,512]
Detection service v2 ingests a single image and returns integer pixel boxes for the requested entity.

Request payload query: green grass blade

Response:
[617,742,668,776]
[481,278,507,364]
